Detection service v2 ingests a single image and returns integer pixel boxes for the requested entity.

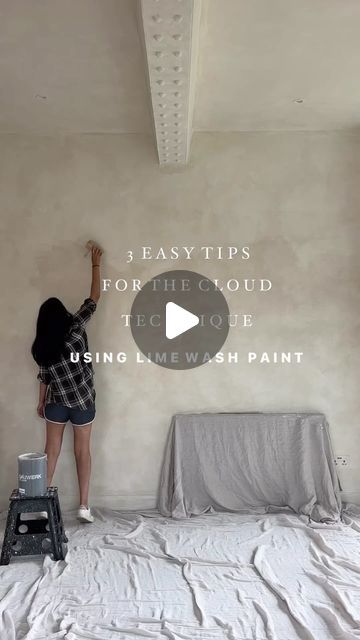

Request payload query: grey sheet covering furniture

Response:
[158,413,342,521]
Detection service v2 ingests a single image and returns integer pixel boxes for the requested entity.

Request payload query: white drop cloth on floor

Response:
[1,506,360,640]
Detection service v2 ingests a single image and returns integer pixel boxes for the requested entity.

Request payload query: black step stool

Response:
[0,486,67,565]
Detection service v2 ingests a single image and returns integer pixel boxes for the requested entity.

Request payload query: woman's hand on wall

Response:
[91,246,103,266]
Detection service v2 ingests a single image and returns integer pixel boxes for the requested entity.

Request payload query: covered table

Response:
[158,413,341,522]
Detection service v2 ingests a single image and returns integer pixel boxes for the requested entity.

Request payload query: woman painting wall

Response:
[32,246,103,523]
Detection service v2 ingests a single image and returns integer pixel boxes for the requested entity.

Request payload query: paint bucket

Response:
[18,453,47,497]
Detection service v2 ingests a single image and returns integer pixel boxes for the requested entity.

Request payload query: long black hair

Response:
[32,297,73,367]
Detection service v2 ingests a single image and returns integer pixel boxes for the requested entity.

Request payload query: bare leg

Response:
[73,424,92,507]
[45,422,66,486]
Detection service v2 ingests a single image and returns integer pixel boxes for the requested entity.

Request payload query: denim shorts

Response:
[44,402,95,426]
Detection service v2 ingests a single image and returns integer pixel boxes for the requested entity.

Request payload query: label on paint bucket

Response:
[19,473,42,482]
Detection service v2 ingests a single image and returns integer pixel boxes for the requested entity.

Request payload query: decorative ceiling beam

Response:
[138,0,202,166]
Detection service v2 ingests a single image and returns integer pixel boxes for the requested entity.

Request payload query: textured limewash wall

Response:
[0,132,359,509]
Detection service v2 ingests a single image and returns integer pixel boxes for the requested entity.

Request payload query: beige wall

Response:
[0,131,359,510]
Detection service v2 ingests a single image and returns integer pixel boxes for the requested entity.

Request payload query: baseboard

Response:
[56,494,158,511]
[0,493,158,516]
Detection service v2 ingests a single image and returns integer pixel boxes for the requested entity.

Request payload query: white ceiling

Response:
[196,0,360,131]
[0,0,151,133]
[1,0,360,135]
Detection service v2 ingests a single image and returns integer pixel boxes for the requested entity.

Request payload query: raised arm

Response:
[90,246,103,303]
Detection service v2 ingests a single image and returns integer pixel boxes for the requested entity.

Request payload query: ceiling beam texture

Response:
[138,0,201,166]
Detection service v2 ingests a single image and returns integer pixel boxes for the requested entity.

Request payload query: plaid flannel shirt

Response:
[37,298,97,409]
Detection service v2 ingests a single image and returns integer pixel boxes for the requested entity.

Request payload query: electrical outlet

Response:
[334,455,350,467]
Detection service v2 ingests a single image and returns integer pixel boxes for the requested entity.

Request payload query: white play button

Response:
[130,270,230,369]
[166,302,199,340]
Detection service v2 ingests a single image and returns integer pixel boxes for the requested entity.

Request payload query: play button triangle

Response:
[166,302,199,340]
